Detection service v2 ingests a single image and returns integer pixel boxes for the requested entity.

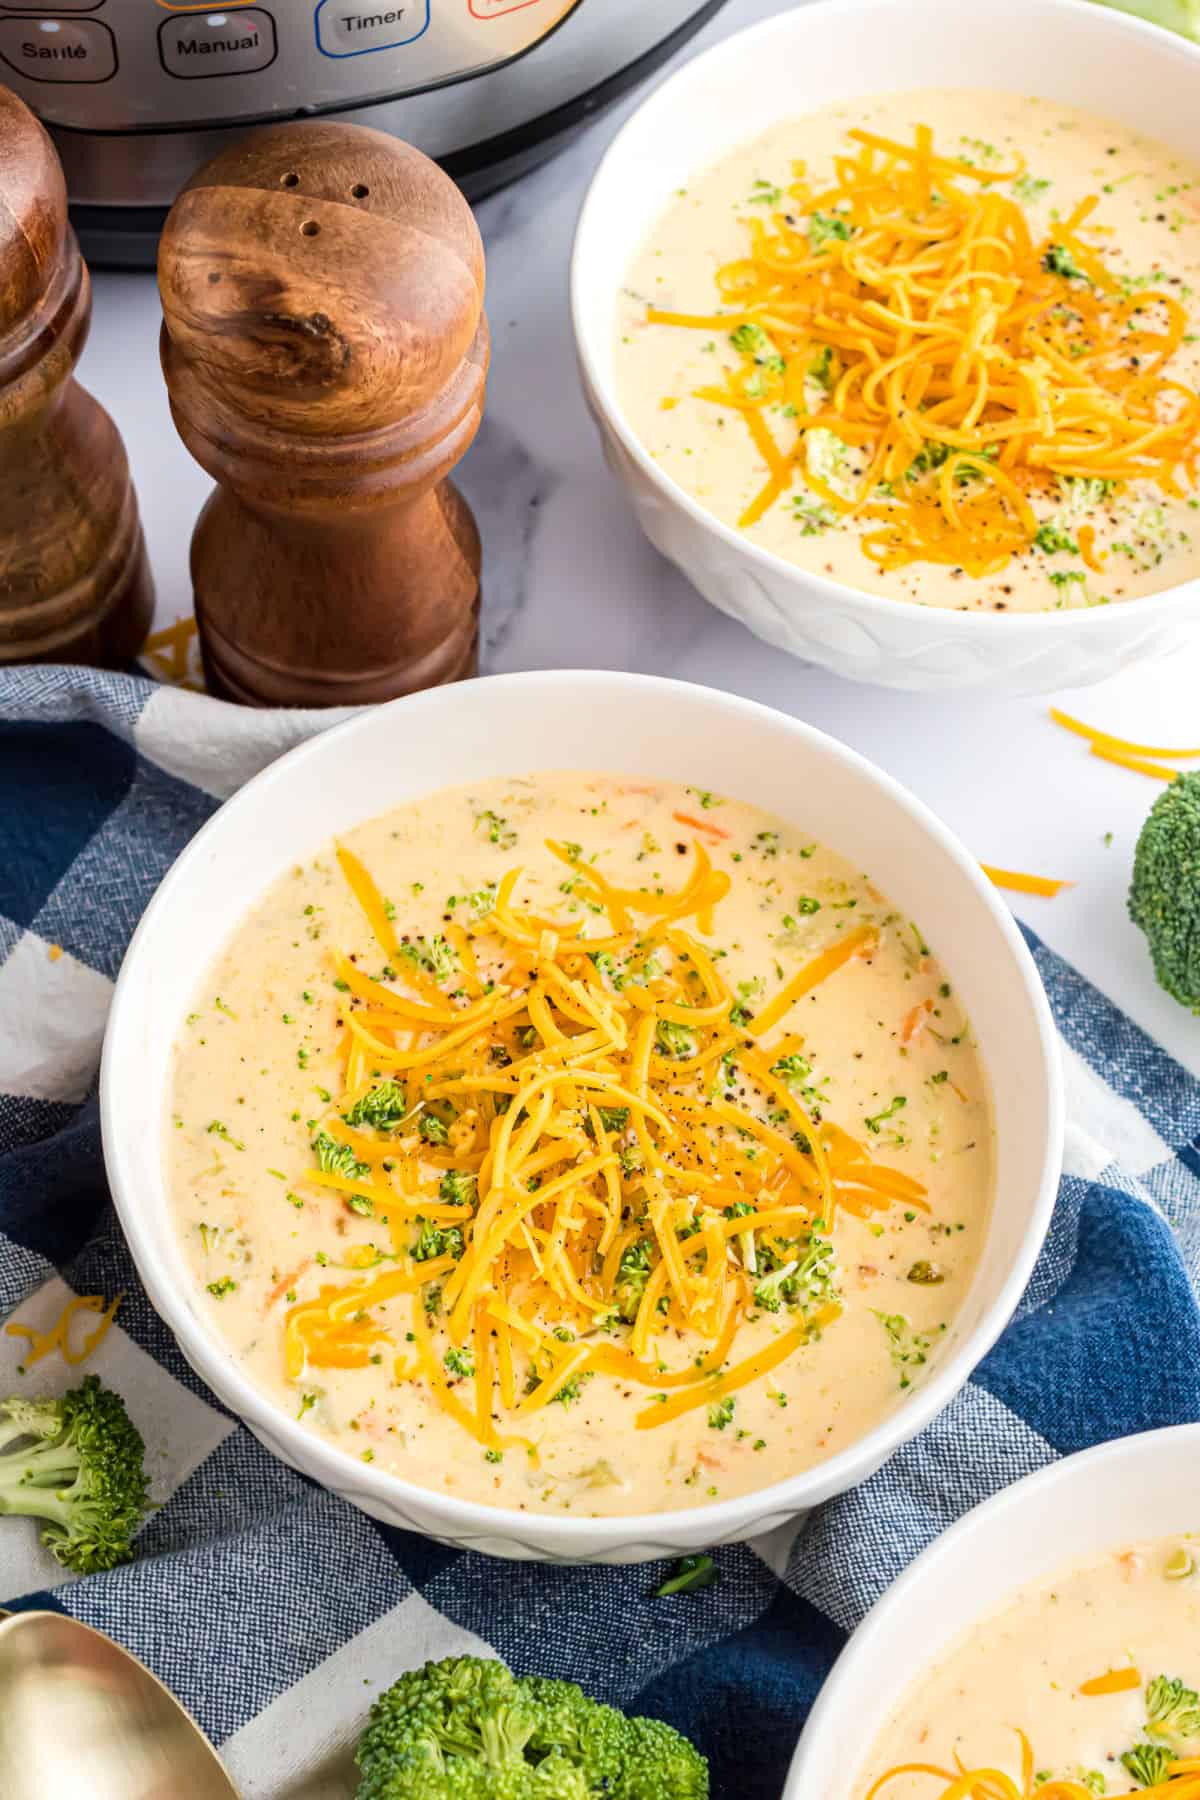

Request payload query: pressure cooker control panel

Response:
[0,0,581,132]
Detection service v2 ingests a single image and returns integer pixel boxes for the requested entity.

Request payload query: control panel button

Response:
[314,0,430,57]
[159,7,276,77]
[0,14,115,79]
[0,0,103,11]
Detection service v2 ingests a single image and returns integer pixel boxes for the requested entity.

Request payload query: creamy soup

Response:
[617,91,1200,613]
[861,1535,1200,1798]
[168,775,992,1517]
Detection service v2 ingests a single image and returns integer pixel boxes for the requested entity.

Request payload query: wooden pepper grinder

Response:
[0,87,153,669]
[158,122,489,707]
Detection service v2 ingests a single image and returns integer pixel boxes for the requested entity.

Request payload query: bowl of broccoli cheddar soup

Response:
[571,0,1200,692]
[787,1426,1200,1800]
[101,673,1061,1562]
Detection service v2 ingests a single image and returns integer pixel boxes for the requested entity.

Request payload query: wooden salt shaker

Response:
[158,122,489,708]
[0,87,153,669]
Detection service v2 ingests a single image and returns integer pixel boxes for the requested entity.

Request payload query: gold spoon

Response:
[0,1608,239,1798]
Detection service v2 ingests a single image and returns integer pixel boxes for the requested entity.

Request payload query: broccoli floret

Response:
[753,1260,799,1313]
[355,1659,708,1800]
[1043,242,1087,281]
[618,1716,708,1800]
[654,1020,696,1061]
[906,441,951,481]
[729,323,767,355]
[1129,772,1200,1010]
[522,1676,629,1791]
[591,951,628,993]
[1034,523,1080,556]
[356,1657,537,1799]
[413,1223,465,1264]
[1122,1744,1174,1789]
[0,1376,149,1574]
[312,1130,370,1180]
[808,210,853,250]
[1146,1674,1200,1742]
[343,1082,410,1130]
[528,1759,590,1799]
[753,1228,836,1314]
[439,1170,477,1208]
[614,1238,654,1323]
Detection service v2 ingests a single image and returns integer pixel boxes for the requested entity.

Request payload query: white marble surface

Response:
[80,0,1199,1075]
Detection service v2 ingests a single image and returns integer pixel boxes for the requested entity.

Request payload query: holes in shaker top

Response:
[300,220,320,238]
[351,183,370,199]
[281,171,300,188]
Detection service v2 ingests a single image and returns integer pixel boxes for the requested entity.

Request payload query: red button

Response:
[468,0,542,16]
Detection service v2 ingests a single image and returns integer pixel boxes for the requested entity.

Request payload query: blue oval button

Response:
[314,0,429,56]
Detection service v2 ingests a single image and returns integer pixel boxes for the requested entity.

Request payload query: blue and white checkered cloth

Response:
[1,664,1198,1800]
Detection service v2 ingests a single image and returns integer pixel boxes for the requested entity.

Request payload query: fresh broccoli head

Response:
[618,1716,708,1800]
[521,1676,628,1792]
[354,1657,708,1800]
[356,1657,537,1800]
[0,1376,149,1574]
[1128,770,1200,1010]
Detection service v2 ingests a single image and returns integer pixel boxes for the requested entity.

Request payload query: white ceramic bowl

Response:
[101,671,1062,1562]
[786,1422,1200,1797]
[571,0,1200,695]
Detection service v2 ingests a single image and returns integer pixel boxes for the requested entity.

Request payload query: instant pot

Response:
[0,0,726,266]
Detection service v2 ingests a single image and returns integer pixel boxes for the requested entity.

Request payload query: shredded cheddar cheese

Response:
[1079,1666,1142,1696]
[282,841,929,1449]
[1089,745,1182,782]
[870,1752,1200,1800]
[4,1292,122,1368]
[140,615,201,691]
[646,126,1200,572]
[980,864,1072,897]
[1050,707,1200,761]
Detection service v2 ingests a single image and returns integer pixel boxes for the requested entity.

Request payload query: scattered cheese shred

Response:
[140,615,201,690]
[645,125,1199,572]
[980,864,1072,897]
[1078,1666,1141,1696]
[634,1301,842,1428]
[871,1736,1200,1800]
[1089,744,1181,782]
[335,844,398,960]
[1050,707,1200,761]
[280,839,933,1452]
[745,924,877,1036]
[4,1293,122,1369]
